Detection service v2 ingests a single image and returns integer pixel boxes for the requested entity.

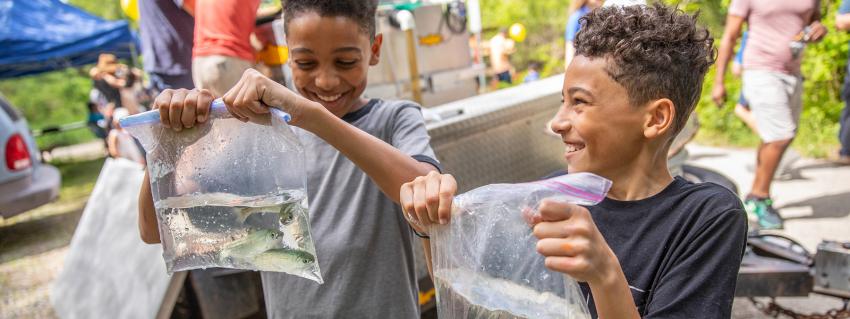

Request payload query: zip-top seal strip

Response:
[537,180,606,203]
[119,98,291,128]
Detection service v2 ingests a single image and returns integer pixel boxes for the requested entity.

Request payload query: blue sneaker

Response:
[744,197,783,230]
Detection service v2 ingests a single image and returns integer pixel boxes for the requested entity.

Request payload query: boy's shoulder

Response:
[354,98,424,126]
[661,177,745,222]
[371,98,422,114]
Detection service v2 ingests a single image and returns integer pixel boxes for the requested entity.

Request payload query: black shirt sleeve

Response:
[643,208,747,318]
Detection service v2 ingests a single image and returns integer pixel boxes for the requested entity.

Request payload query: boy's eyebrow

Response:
[333,47,362,53]
[289,47,362,54]
[567,87,594,97]
[290,47,314,55]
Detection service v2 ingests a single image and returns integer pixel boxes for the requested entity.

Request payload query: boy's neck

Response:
[604,147,674,202]
[346,97,371,115]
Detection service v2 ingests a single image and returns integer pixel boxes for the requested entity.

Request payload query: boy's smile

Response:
[552,55,648,178]
[286,13,382,118]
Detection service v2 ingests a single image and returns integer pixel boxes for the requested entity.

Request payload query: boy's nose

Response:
[550,110,573,135]
[315,70,340,91]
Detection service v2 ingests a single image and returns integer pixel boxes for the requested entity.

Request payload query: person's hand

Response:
[399,171,458,234]
[807,21,827,42]
[153,88,214,132]
[222,68,315,126]
[531,200,621,286]
[711,82,726,107]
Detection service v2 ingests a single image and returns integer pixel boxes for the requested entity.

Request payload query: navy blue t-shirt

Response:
[138,0,194,76]
[581,177,747,318]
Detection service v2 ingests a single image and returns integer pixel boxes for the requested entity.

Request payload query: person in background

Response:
[713,0,827,230]
[524,61,542,83]
[488,28,516,87]
[182,0,260,96]
[86,101,108,140]
[564,0,604,67]
[835,0,850,165]
[90,54,124,110]
[90,54,144,114]
[107,108,146,165]
[139,0,195,93]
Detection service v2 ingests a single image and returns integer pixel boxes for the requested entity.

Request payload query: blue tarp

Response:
[0,0,138,79]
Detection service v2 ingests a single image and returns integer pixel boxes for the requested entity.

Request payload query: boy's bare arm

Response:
[222,69,437,204]
[303,108,436,203]
[138,171,161,244]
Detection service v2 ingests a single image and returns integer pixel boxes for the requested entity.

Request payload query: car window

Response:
[0,95,22,122]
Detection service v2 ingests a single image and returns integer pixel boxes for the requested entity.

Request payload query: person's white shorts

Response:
[742,70,803,143]
[192,55,253,97]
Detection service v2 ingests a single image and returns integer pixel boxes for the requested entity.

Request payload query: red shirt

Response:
[188,0,259,61]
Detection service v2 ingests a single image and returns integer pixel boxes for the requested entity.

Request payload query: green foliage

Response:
[0,69,95,149]
[479,0,569,77]
[0,0,125,150]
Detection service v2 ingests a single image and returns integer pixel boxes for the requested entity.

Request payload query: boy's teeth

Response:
[566,144,584,153]
[317,94,341,102]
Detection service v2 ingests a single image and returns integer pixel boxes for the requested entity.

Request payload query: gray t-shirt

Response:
[262,99,439,319]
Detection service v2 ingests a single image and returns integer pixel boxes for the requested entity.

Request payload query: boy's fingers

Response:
[168,89,188,131]
[196,89,213,123]
[544,256,589,275]
[425,173,440,223]
[245,87,270,115]
[412,177,431,226]
[536,237,587,257]
[225,85,249,122]
[538,199,576,222]
[182,90,198,128]
[399,182,418,224]
[437,174,456,224]
[532,221,570,239]
[155,90,173,127]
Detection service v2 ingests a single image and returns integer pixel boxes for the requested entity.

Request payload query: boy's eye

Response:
[295,61,317,69]
[336,59,358,68]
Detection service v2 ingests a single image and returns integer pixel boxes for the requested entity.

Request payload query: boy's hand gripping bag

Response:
[120,99,322,283]
[429,172,612,319]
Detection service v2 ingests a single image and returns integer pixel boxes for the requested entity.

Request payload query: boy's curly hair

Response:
[284,0,379,41]
[575,3,715,135]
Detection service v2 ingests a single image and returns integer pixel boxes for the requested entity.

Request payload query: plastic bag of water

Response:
[429,172,612,319]
[120,99,322,283]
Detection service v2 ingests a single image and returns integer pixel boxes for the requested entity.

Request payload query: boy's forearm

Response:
[589,266,641,319]
[299,103,436,204]
[139,171,161,244]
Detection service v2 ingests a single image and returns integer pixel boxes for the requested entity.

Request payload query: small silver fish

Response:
[220,229,281,260]
[279,202,303,226]
[251,248,316,272]
[233,204,291,223]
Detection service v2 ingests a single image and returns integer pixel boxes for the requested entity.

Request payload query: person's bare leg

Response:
[750,138,793,198]
[734,104,759,135]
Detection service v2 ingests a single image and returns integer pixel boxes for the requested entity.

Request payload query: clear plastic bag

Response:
[430,172,612,319]
[121,99,322,283]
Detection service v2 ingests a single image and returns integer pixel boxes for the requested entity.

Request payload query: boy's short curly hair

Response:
[574,3,715,135]
[284,0,379,41]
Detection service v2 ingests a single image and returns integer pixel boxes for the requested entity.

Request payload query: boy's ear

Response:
[643,98,675,140]
[370,33,383,66]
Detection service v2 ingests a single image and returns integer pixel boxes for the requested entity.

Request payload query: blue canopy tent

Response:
[0,0,138,79]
